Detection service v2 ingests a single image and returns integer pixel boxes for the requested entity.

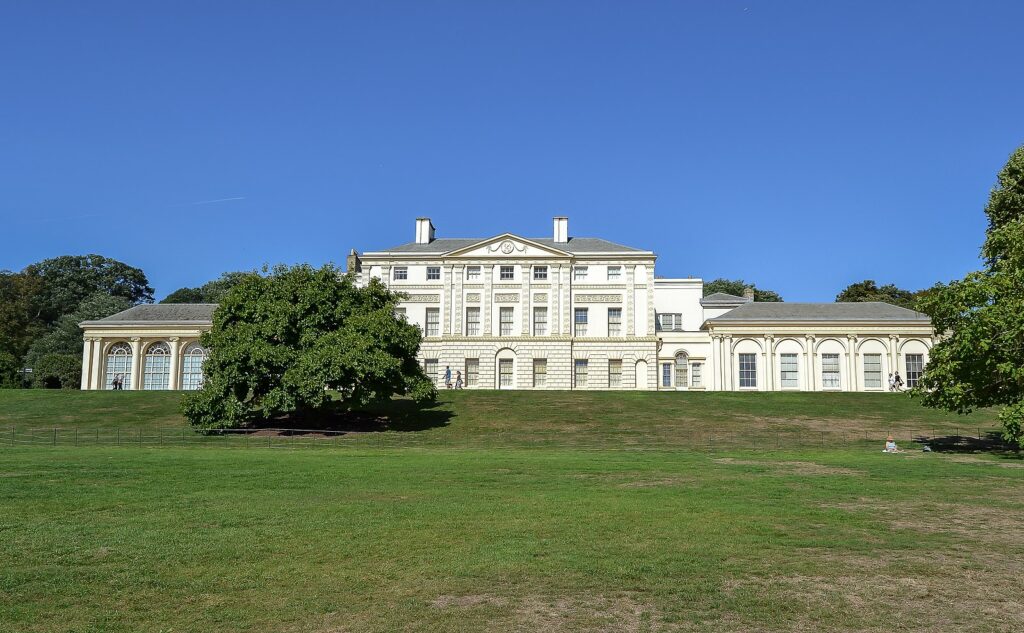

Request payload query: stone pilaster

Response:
[483,265,493,335]
[626,265,635,337]
[80,337,93,390]
[168,337,181,390]
[129,337,143,390]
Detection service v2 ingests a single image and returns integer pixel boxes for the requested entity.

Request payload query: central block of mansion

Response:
[79,216,934,392]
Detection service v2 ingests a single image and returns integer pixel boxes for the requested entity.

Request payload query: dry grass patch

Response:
[712,457,860,476]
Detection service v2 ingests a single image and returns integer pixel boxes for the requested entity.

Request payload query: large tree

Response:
[161,271,256,304]
[703,278,783,302]
[182,264,435,430]
[0,271,45,386]
[836,280,919,310]
[917,146,1024,447]
[23,255,153,324]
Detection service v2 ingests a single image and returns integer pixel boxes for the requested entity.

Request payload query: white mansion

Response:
[79,217,934,392]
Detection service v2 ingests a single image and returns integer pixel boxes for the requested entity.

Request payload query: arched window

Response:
[181,343,208,391]
[675,353,689,388]
[105,342,133,390]
[143,342,171,390]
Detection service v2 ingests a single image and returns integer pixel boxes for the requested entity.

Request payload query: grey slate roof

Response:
[80,303,218,325]
[708,302,931,323]
[369,236,647,254]
[700,292,751,305]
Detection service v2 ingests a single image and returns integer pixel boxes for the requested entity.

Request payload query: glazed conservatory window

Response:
[105,342,133,390]
[738,353,757,388]
[906,354,924,388]
[863,354,882,389]
[181,343,208,391]
[821,353,841,389]
[780,353,799,389]
[143,342,171,390]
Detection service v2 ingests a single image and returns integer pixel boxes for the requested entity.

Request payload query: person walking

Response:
[454,370,463,390]
[893,371,904,391]
[112,374,123,390]
[888,372,895,392]
[444,365,452,389]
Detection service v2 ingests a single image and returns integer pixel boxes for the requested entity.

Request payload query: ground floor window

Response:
[465,359,478,387]
[181,343,208,391]
[105,342,133,390]
[691,362,702,387]
[608,359,622,388]
[533,359,547,387]
[143,342,171,390]
[738,353,757,388]
[906,354,924,388]
[661,362,672,387]
[780,353,799,389]
[574,359,588,388]
[863,353,882,389]
[424,359,438,385]
[675,354,688,388]
[821,353,840,389]
[498,359,513,388]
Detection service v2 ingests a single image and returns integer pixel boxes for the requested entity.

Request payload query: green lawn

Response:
[1,391,1021,632]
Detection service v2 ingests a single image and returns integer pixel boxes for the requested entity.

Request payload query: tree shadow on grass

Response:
[246,398,452,436]
[917,431,1022,458]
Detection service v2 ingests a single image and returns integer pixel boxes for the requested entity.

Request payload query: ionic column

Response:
[168,337,181,390]
[889,335,900,377]
[805,335,816,391]
[847,335,858,392]
[724,335,733,390]
[80,337,93,390]
[765,335,774,391]
[129,337,143,390]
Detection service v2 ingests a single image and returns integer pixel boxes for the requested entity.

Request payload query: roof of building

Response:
[80,303,218,326]
[707,302,931,323]
[367,236,647,255]
[700,292,752,306]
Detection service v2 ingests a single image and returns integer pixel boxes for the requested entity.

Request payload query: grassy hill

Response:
[0,390,1020,632]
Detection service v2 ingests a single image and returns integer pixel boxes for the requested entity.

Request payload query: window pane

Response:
[533,266,547,280]
[143,342,171,391]
[675,355,688,387]
[574,308,587,336]
[181,344,207,391]
[426,266,440,280]
[863,353,882,388]
[780,353,799,389]
[500,307,514,336]
[662,362,672,387]
[608,359,622,388]
[739,353,757,388]
[466,266,480,280]
[533,307,547,336]
[105,342,133,390]
[691,362,702,387]
[906,354,924,388]
[425,308,440,336]
[533,359,547,387]
[821,353,840,389]
[393,267,407,280]
[573,266,587,281]
[608,308,621,337]
[500,266,514,280]
[607,266,621,280]
[574,359,588,387]
[424,359,438,385]
[465,359,478,387]
[499,359,513,387]
[466,307,480,336]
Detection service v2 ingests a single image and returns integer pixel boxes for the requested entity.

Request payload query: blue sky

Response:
[2,1,1022,301]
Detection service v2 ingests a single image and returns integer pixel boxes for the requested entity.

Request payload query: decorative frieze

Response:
[465,293,481,302]
[494,293,519,303]
[533,293,548,302]
[402,294,441,303]
[574,294,622,304]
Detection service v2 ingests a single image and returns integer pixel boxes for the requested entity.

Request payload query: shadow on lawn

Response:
[247,398,453,436]
[918,431,1021,457]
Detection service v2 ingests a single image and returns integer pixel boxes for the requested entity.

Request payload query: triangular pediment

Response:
[443,233,571,258]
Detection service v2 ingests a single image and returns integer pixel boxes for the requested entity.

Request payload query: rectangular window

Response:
[574,308,588,336]
[392,267,408,280]
[906,354,924,388]
[607,308,622,337]
[424,359,438,385]
[574,359,588,388]
[608,359,622,388]
[533,307,548,336]
[863,353,882,389]
[657,313,682,331]
[499,358,513,387]
[394,307,406,320]
[465,307,480,336]
[425,308,440,337]
[499,307,514,336]
[426,266,441,280]
[533,266,548,281]
[466,266,481,281]
[691,362,702,387]
[573,266,588,281]
[465,359,478,387]
[780,353,799,389]
[739,353,757,388]
[500,265,514,281]
[821,353,841,389]
[607,266,621,281]
[675,359,688,388]
[662,363,672,387]
[533,359,547,387]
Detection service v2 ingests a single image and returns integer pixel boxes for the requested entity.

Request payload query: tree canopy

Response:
[836,280,920,310]
[916,145,1024,447]
[161,271,256,304]
[24,255,153,324]
[182,264,435,430]
[703,278,783,302]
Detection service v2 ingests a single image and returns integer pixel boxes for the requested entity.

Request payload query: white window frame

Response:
[533,358,547,387]
[533,307,547,336]
[425,308,440,337]
[466,266,481,281]
[863,353,882,389]
[143,342,171,391]
[181,343,207,391]
[465,307,480,336]
[608,359,622,388]
[533,266,548,281]
[424,358,439,385]
[690,362,702,388]
[426,266,441,281]
[738,353,757,388]
[574,308,588,337]
[573,266,588,281]
[821,353,841,389]
[574,359,588,388]
[498,358,513,388]
[465,359,478,387]
[499,307,514,336]
[780,353,799,389]
[392,267,408,281]
[657,313,682,331]
[499,265,515,281]
[906,354,924,388]
[607,266,622,281]
[662,362,672,387]
[674,354,688,388]
[607,308,622,337]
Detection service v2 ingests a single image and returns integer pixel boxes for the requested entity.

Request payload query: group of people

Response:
[887,372,905,391]
[441,365,463,390]
[110,373,126,390]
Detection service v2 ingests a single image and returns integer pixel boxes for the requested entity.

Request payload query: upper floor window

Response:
[466,266,481,281]
[574,308,588,336]
[499,307,515,336]
[607,266,622,281]
[500,265,515,281]
[533,266,548,281]
[392,267,408,281]
[425,308,440,337]
[465,307,480,336]
[573,266,588,281]
[533,307,548,336]
[657,313,683,331]
[607,308,622,337]
[426,266,441,281]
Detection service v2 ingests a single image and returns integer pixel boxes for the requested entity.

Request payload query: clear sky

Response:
[2,1,1022,301]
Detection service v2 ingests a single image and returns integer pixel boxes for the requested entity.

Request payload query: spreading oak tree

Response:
[702,278,783,302]
[916,146,1024,447]
[836,280,920,310]
[182,264,435,429]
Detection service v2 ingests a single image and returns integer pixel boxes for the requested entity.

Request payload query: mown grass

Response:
[0,391,1020,632]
